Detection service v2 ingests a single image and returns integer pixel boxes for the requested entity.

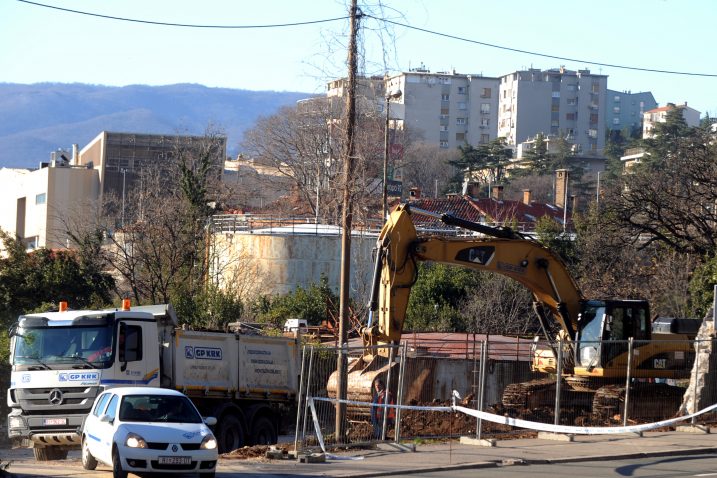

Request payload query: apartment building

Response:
[498,67,608,155]
[605,90,657,133]
[642,102,701,138]
[327,70,500,151]
[385,69,500,149]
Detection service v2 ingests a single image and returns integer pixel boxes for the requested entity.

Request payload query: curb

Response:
[327,446,717,478]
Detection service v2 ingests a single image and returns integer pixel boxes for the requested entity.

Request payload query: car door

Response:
[95,393,120,466]
[86,392,111,461]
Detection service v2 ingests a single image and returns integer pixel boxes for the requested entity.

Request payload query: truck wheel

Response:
[112,447,127,478]
[82,437,98,470]
[216,414,245,453]
[33,447,56,461]
[251,416,277,445]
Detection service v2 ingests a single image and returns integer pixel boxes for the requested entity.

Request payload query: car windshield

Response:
[13,325,114,366]
[119,395,202,424]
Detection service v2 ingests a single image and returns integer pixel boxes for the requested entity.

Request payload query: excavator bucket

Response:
[326,355,398,413]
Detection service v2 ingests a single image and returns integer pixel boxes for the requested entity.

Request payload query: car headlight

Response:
[125,432,148,448]
[8,416,25,429]
[200,434,217,450]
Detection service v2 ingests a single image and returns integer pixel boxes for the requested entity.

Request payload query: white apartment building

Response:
[385,69,500,149]
[642,102,701,138]
[498,68,608,155]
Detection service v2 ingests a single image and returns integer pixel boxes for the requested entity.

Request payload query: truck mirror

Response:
[99,414,113,424]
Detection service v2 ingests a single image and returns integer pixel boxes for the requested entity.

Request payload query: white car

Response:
[81,387,218,478]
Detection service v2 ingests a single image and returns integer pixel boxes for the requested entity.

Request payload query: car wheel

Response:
[251,416,277,445]
[215,414,245,453]
[112,447,128,478]
[81,437,98,470]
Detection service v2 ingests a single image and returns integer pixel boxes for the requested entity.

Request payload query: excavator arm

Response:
[362,204,583,356]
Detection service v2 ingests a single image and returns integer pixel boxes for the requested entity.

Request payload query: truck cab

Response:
[7,303,166,460]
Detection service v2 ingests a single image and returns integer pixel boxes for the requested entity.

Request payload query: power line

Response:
[367,15,717,78]
[16,0,348,29]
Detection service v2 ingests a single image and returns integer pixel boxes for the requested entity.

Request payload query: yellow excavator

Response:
[329,204,699,420]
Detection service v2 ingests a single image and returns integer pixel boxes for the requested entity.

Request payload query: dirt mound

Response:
[221,443,293,460]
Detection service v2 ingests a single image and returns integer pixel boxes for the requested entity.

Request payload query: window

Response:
[439,141,449,148]
[440,125,449,132]
[456,132,465,142]
[441,107,449,115]
[119,324,143,362]
[566,113,576,121]
[613,106,620,113]
[481,88,491,98]
[590,113,599,124]
[588,128,598,138]
[551,120,559,127]
[613,118,620,124]
[441,94,450,101]
[458,102,467,110]
[567,98,577,106]
[440,114,449,120]
[35,193,46,205]
[552,91,560,98]
[614,95,621,102]
[480,134,490,144]
[480,117,490,127]
[551,104,560,112]
[457,86,466,95]
[567,84,577,91]
[105,394,119,420]
[93,393,111,417]
[480,103,490,114]
[456,117,466,125]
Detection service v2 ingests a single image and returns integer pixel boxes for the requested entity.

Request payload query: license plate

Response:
[43,418,67,426]
[158,456,191,465]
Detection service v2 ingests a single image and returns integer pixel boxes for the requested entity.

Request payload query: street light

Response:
[120,168,127,228]
[382,89,402,220]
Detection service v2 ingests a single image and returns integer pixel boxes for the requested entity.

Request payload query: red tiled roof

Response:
[407,195,567,231]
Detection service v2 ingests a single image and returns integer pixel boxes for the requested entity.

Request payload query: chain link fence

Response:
[294,334,717,451]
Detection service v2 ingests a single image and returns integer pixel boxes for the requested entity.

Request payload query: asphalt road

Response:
[382,455,717,478]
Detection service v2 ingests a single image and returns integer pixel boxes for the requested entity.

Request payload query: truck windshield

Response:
[576,304,605,368]
[13,325,114,366]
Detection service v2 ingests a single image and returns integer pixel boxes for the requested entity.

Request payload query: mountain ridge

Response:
[0,82,311,168]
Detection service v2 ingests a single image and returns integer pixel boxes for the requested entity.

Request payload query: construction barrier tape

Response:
[309,393,717,436]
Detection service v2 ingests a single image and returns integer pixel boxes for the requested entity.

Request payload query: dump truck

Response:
[7,302,299,460]
[329,204,699,419]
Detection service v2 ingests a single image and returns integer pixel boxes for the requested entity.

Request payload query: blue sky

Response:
[2,0,716,115]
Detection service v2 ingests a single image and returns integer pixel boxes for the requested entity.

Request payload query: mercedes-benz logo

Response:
[49,389,63,405]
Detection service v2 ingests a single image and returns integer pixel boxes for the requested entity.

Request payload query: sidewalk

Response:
[222,428,717,477]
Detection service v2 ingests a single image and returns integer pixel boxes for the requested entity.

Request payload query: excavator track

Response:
[502,378,557,409]
[592,383,685,422]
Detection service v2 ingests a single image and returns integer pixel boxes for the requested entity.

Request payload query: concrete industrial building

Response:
[498,67,608,155]
[0,131,226,250]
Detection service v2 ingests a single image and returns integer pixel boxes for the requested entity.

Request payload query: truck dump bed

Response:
[169,329,299,401]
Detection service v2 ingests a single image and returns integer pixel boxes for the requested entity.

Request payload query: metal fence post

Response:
[394,342,407,443]
[300,346,316,447]
[381,346,396,441]
[554,338,563,426]
[473,338,479,439]
[692,339,701,425]
[477,339,488,441]
[623,338,633,427]
[294,345,307,453]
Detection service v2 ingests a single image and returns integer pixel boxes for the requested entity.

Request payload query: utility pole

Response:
[336,0,359,443]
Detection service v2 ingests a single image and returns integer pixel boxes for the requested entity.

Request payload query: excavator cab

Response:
[574,300,651,374]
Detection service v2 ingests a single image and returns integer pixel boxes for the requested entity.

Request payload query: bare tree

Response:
[460,273,539,335]
[400,142,459,198]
